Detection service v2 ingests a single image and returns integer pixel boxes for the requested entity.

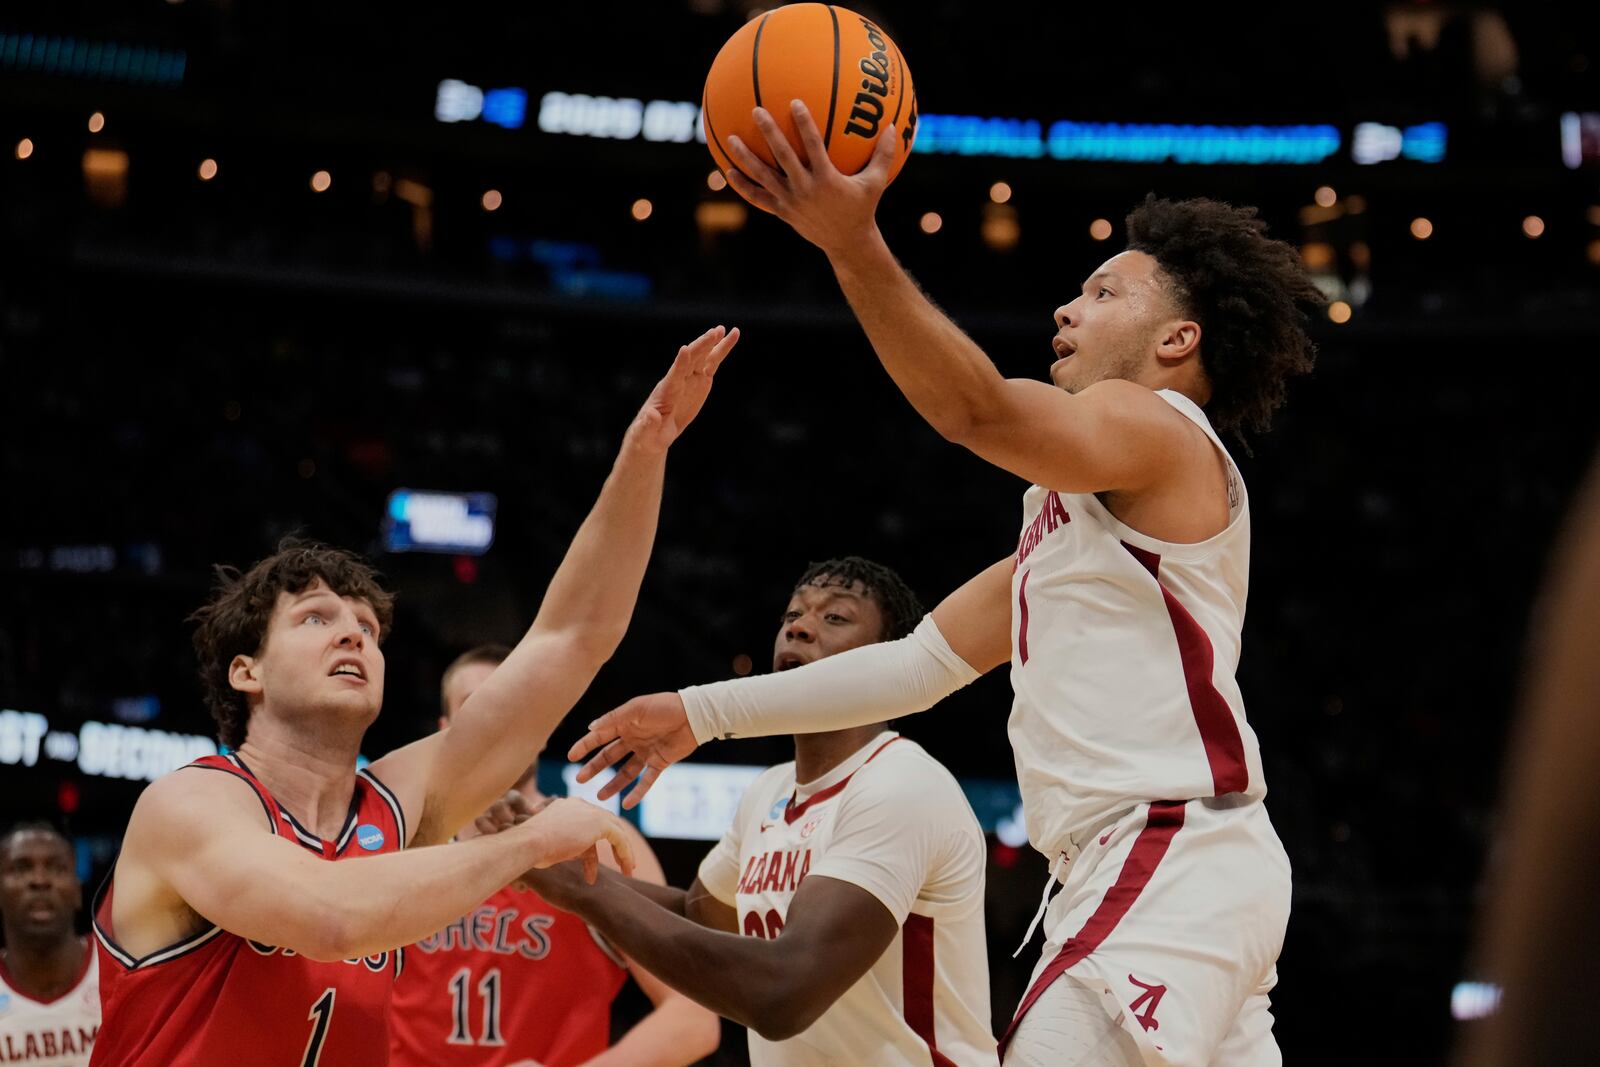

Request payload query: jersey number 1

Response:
[301,988,335,1067]
[448,968,506,1047]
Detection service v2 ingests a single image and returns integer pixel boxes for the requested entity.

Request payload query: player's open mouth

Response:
[1052,336,1077,360]
[329,660,367,681]
[776,653,808,671]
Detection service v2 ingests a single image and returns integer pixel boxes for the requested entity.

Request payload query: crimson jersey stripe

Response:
[901,914,959,1067]
[1016,569,1032,665]
[782,736,902,823]
[998,801,1186,1058]
[1121,543,1249,795]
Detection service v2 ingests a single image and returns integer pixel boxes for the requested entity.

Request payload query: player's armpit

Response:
[951,377,1193,496]
[930,556,1016,674]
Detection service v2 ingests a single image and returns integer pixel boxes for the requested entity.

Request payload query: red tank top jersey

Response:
[89,753,409,1067]
[389,883,629,1067]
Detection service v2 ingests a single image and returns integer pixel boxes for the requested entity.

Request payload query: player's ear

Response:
[1155,319,1201,366]
[229,654,264,696]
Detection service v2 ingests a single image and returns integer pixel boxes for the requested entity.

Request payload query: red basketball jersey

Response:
[89,754,409,1067]
[389,883,629,1067]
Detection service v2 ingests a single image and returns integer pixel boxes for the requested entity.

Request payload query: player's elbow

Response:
[746,980,829,1042]
[294,910,358,962]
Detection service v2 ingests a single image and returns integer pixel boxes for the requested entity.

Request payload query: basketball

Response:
[702,3,918,191]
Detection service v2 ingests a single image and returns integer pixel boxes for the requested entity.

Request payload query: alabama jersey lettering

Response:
[89,754,408,1067]
[390,883,628,1067]
[1008,389,1268,856]
[0,945,99,1066]
[698,733,993,1067]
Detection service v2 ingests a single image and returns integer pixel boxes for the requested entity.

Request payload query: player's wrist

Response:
[825,223,892,278]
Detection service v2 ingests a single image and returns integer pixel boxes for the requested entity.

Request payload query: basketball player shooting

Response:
[87,326,739,1066]
[572,105,1324,1067]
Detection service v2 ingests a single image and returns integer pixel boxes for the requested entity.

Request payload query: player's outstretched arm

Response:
[374,327,739,845]
[725,103,1194,495]
[570,558,1012,808]
[519,860,898,1042]
[112,770,634,963]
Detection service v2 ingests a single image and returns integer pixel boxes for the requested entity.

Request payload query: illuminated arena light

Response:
[0,32,186,86]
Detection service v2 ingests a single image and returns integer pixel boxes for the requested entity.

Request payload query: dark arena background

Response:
[3,2,1599,1064]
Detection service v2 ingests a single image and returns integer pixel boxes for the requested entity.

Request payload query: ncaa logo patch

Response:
[356,823,385,851]
[767,796,788,821]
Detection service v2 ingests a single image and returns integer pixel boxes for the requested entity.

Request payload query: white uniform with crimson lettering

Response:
[0,942,99,1066]
[1000,390,1291,1067]
[698,732,993,1067]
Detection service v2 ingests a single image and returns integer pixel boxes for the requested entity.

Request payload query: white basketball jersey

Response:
[698,732,994,1067]
[1007,390,1267,857]
[0,943,100,1066]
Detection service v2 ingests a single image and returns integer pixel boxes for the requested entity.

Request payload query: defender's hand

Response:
[626,325,740,455]
[725,99,896,258]
[568,692,698,809]
[523,798,636,883]
[474,789,547,837]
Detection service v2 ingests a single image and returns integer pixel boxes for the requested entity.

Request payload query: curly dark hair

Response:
[793,557,924,641]
[1125,194,1323,438]
[189,537,396,748]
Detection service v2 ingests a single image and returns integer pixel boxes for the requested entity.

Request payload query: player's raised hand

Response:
[568,692,699,809]
[473,789,548,837]
[523,797,636,883]
[725,99,896,256]
[626,325,740,455]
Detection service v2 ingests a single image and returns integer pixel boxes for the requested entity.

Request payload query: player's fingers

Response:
[594,752,649,801]
[861,123,898,186]
[789,100,832,174]
[569,716,621,762]
[582,847,599,885]
[606,824,636,877]
[574,738,628,784]
[621,762,664,811]
[751,106,808,179]
[706,326,740,374]
[725,134,785,194]
[724,168,782,215]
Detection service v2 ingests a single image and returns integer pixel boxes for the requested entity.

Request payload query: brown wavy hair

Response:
[1125,194,1323,439]
[189,538,396,748]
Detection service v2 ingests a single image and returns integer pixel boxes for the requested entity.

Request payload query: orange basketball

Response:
[703,3,917,194]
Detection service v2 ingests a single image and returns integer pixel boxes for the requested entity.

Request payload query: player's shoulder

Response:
[129,759,274,840]
[855,737,969,806]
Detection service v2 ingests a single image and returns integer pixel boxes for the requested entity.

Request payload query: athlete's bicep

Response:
[961,378,1188,495]
[931,557,1015,673]
[766,876,899,1025]
[129,770,343,955]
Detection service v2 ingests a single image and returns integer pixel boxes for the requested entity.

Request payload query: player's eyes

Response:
[1097,287,1111,299]
[826,614,850,624]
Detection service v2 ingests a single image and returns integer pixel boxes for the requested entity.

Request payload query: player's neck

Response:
[235,726,362,838]
[792,724,891,785]
[0,932,85,999]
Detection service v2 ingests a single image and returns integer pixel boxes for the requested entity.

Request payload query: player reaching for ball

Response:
[86,326,739,1067]
[573,102,1324,1067]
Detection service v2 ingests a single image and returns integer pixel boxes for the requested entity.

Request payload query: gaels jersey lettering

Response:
[89,754,408,1067]
[390,884,629,1067]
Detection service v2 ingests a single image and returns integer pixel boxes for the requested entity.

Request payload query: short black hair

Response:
[1125,194,1323,439]
[793,557,923,641]
[0,821,71,862]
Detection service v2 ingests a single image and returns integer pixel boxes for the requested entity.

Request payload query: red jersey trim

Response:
[783,735,903,824]
[997,800,1186,1058]
[901,914,959,1067]
[357,767,407,850]
[0,938,93,1005]
[1121,544,1250,796]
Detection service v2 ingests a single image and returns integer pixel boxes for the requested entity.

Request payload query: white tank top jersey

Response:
[1007,389,1268,858]
[697,732,994,1067]
[0,943,100,1066]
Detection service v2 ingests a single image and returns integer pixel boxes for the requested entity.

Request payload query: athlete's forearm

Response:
[296,822,568,961]
[580,995,720,1067]
[681,615,980,744]
[557,870,814,1040]
[827,230,1012,441]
